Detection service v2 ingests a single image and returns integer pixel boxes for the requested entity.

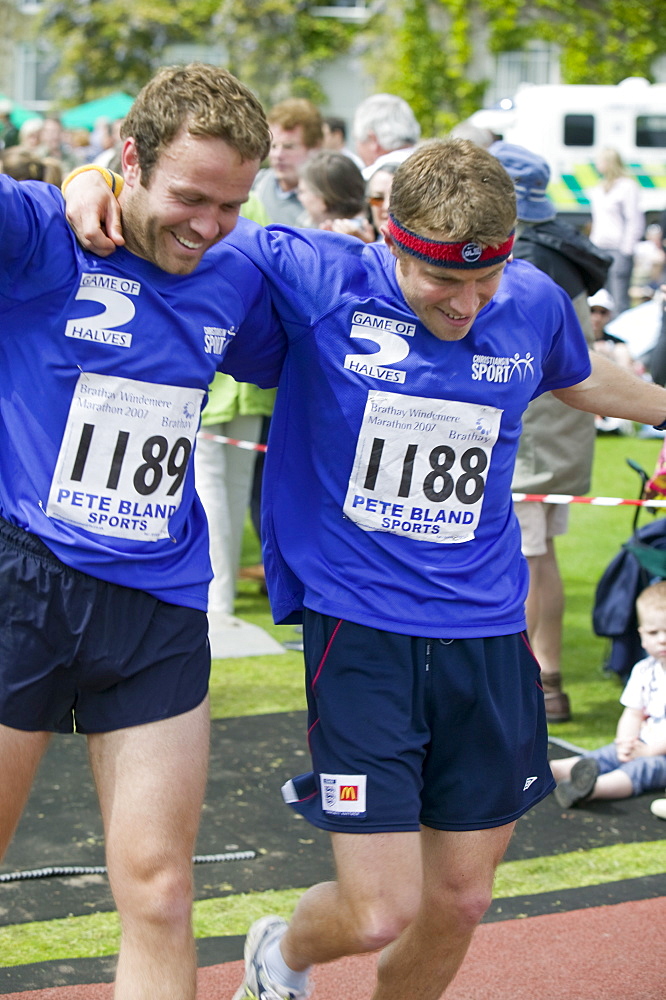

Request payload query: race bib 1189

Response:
[46,373,204,541]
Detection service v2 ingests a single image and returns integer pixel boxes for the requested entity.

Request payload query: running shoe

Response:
[232,915,311,1000]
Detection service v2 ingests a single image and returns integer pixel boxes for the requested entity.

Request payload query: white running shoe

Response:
[232,915,311,1000]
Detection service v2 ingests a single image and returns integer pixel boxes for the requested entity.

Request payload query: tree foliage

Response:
[214,0,359,107]
[525,0,666,85]
[363,0,485,135]
[361,0,666,136]
[39,0,359,108]
[35,0,666,122]
[40,0,220,102]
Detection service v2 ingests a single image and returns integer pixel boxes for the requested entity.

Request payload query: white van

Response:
[469,77,666,222]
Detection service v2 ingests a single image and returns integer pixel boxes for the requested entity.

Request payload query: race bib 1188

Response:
[343,390,502,543]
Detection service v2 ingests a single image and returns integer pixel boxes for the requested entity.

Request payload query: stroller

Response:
[592,457,666,679]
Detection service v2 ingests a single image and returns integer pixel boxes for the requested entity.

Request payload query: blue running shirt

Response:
[0,177,285,609]
[228,220,592,637]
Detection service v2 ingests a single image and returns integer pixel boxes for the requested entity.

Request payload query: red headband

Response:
[387,214,514,269]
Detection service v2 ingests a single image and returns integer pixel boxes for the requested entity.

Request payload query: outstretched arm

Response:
[553,350,666,428]
[62,167,125,255]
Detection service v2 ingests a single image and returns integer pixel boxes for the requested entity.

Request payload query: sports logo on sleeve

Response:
[471,352,536,383]
[204,326,236,355]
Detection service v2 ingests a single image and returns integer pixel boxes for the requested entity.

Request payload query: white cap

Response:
[588,288,615,312]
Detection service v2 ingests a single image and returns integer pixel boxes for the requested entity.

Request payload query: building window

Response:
[13,41,57,106]
[311,1,371,21]
[488,44,560,107]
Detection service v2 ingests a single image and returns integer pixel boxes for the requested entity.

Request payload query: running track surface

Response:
[2,896,664,1000]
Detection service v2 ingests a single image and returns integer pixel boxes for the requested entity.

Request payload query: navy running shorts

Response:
[0,517,210,734]
[281,611,554,833]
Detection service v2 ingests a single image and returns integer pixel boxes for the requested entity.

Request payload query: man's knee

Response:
[342,882,422,952]
[111,851,194,929]
[430,878,494,932]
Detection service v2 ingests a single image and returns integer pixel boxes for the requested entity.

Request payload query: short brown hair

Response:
[268,98,323,150]
[636,581,666,623]
[389,138,516,247]
[121,63,270,184]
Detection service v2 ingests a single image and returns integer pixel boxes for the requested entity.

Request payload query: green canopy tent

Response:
[0,95,42,128]
[60,92,134,131]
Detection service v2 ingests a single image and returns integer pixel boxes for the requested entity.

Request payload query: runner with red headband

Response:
[62,135,666,1000]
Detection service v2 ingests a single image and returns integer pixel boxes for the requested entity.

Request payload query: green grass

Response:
[3,434,665,967]
[552,433,663,747]
[3,839,664,967]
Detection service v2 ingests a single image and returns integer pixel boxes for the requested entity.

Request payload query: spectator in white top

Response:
[589,148,645,314]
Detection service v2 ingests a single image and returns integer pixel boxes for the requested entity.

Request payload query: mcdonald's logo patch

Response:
[320,773,367,816]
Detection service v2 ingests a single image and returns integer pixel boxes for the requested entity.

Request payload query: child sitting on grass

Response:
[551,580,666,808]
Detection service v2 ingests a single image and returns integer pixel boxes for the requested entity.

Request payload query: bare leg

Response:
[549,755,582,782]
[372,823,516,1000]
[588,770,633,799]
[280,831,423,971]
[88,697,210,1000]
[0,725,51,858]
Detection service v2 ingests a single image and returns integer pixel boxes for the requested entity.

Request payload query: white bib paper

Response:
[343,390,502,543]
[46,372,204,541]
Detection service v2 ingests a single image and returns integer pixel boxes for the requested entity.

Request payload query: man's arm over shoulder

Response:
[227,217,365,329]
[61,168,124,255]
[211,243,287,388]
[553,351,666,426]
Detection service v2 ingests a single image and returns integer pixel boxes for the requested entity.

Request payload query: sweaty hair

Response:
[120,63,270,184]
[352,94,421,150]
[268,98,323,150]
[389,138,516,246]
[299,150,366,218]
[636,580,666,623]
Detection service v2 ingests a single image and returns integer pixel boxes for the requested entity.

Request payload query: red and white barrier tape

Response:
[197,434,666,508]
[198,430,267,453]
[512,493,666,508]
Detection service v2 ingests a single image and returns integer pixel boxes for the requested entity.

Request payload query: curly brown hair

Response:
[121,63,270,185]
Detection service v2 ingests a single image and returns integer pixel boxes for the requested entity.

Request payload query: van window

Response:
[563,114,595,146]
[636,115,666,147]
